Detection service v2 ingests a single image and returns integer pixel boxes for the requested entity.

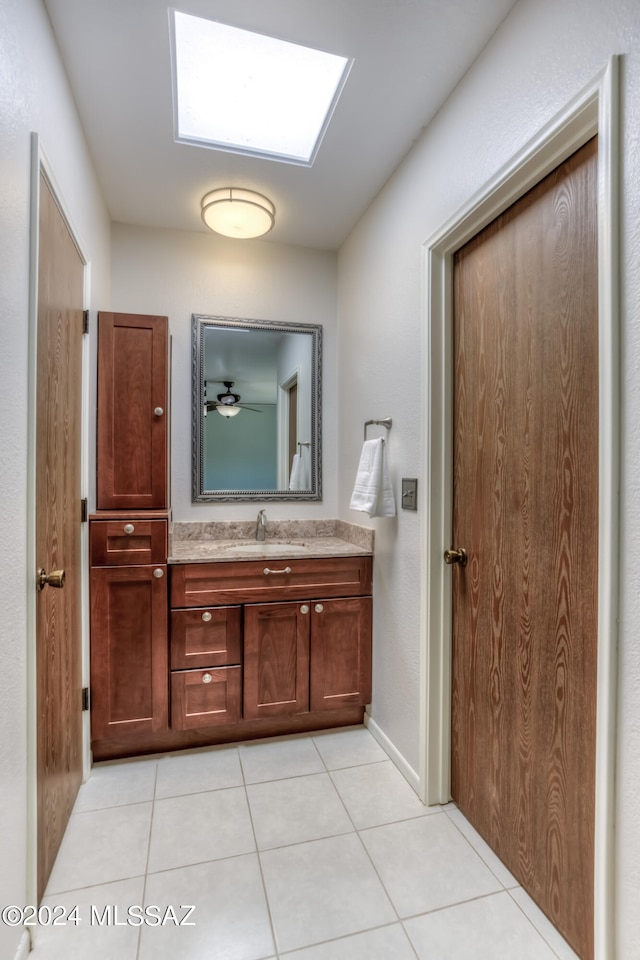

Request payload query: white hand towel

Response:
[349,437,396,517]
[289,453,303,490]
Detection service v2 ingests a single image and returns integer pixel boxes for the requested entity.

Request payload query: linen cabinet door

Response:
[310,597,372,711]
[96,312,169,510]
[243,602,310,719]
[90,564,168,740]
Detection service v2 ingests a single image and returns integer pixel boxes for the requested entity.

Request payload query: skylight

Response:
[171,11,352,165]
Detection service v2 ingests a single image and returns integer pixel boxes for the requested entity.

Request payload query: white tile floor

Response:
[31,726,579,960]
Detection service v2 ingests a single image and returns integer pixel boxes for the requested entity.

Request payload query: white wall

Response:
[0,1,111,956]
[337,0,640,953]
[111,223,338,520]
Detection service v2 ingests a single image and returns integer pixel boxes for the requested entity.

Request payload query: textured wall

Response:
[337,0,640,953]
[111,223,338,521]
[0,1,110,956]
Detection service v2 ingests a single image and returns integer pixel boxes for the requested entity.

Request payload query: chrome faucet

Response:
[255,509,267,541]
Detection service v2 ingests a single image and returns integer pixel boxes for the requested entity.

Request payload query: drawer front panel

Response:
[171,667,241,730]
[91,519,167,566]
[171,556,373,607]
[171,607,242,669]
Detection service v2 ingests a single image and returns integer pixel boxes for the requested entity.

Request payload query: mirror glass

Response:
[192,314,322,501]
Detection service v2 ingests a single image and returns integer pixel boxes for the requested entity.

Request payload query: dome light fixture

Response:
[201,187,275,239]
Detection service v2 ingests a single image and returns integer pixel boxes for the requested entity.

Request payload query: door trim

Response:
[419,59,620,959]
[26,134,91,904]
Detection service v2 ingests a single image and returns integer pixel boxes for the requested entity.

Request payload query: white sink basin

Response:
[226,540,309,556]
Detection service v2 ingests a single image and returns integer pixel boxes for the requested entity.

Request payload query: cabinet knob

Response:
[300,605,309,615]
[202,673,212,684]
[153,568,164,578]
[315,603,324,613]
[123,523,135,534]
[154,407,164,417]
[201,611,212,622]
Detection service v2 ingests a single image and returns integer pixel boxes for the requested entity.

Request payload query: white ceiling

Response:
[43,0,517,251]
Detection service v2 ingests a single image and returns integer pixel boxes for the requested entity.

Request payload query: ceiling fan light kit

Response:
[204,381,263,417]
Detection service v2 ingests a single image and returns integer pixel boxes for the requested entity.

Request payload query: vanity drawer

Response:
[91,519,168,566]
[170,556,373,607]
[171,606,242,669]
[171,666,242,730]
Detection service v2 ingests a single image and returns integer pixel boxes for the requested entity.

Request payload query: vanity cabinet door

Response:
[90,564,168,740]
[310,597,372,711]
[243,602,310,719]
[96,312,169,511]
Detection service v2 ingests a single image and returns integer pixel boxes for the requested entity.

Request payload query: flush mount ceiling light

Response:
[201,188,275,240]
[171,11,352,165]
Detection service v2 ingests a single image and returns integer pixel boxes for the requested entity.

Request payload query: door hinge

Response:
[82,309,89,334]
[82,687,90,711]
[80,498,88,523]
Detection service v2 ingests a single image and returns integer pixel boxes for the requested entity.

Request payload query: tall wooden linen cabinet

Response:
[90,312,170,747]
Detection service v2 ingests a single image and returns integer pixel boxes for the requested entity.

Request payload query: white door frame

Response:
[419,58,620,960]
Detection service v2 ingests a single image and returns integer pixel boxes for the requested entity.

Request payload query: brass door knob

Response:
[443,547,467,567]
[37,568,66,591]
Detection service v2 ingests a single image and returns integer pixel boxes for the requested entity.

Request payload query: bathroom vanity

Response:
[89,311,373,762]
[90,523,373,761]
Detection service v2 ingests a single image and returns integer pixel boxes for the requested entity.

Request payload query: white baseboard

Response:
[14,929,31,960]
[364,714,422,798]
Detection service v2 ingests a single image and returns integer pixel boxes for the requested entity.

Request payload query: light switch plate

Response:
[401,477,418,510]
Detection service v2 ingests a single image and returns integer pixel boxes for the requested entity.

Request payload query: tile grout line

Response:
[135,760,160,960]
[239,745,281,959]
[505,887,579,960]
[443,806,577,959]
[313,735,423,960]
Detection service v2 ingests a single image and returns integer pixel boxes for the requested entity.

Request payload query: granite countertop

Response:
[168,519,374,564]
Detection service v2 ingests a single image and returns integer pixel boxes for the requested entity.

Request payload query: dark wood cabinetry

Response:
[90,559,168,740]
[243,601,311,719]
[171,556,372,739]
[309,596,372,711]
[96,311,169,511]
[92,554,372,760]
[243,595,371,720]
[91,310,171,755]
[170,605,242,729]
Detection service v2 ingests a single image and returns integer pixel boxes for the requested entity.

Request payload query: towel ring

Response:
[297,441,311,452]
[364,417,392,440]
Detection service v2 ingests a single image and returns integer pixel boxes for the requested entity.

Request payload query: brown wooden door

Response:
[35,173,84,900]
[310,597,372,711]
[243,602,310,719]
[96,312,168,510]
[90,565,169,741]
[450,138,598,960]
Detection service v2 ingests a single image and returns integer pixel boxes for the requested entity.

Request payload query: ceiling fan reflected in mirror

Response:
[204,381,263,418]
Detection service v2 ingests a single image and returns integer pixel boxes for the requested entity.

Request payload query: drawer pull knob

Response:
[300,605,310,615]
[263,566,292,576]
[154,407,164,417]
[153,568,164,578]
[202,673,212,684]
[315,603,324,613]
[123,523,135,534]
[201,611,212,622]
